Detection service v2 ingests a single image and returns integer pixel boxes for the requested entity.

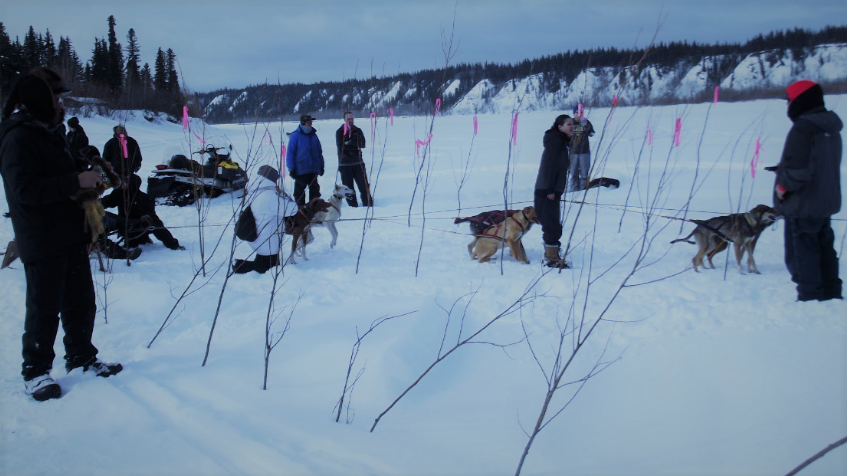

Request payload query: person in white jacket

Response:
[234,165,296,274]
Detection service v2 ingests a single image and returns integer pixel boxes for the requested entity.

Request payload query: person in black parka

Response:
[103,124,143,182]
[534,114,574,268]
[335,111,372,207]
[0,69,122,402]
[772,80,843,301]
[101,174,183,250]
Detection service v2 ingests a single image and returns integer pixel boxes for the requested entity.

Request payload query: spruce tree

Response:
[166,48,179,93]
[153,47,166,91]
[125,28,140,86]
[106,15,123,93]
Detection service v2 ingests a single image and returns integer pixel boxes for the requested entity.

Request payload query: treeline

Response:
[0,16,183,116]
[198,25,847,123]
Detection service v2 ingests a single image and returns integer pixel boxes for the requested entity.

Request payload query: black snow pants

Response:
[534,190,562,247]
[784,217,842,301]
[22,244,98,380]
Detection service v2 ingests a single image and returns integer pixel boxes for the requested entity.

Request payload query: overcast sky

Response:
[3,0,844,93]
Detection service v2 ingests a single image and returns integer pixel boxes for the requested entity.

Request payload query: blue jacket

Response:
[286,125,324,176]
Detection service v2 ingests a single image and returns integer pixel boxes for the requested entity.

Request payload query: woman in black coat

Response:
[534,114,574,268]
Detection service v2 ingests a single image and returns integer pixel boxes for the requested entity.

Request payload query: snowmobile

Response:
[147,144,248,207]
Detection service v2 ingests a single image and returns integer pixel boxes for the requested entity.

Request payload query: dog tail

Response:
[454,217,469,225]
[670,238,696,245]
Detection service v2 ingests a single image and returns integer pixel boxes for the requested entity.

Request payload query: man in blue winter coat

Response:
[286,114,325,208]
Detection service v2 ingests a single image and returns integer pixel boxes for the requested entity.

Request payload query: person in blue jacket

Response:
[286,114,325,208]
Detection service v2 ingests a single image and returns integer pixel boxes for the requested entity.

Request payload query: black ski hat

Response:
[67,116,80,128]
[300,114,316,124]
[16,75,56,124]
[257,165,280,183]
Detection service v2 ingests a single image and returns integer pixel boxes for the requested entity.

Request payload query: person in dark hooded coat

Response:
[772,80,842,301]
[103,124,143,181]
[0,69,122,402]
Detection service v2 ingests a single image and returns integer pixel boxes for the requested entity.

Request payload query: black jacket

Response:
[571,118,594,155]
[336,124,366,165]
[773,106,842,218]
[101,184,157,220]
[535,129,571,194]
[103,134,143,178]
[68,125,89,151]
[0,113,89,263]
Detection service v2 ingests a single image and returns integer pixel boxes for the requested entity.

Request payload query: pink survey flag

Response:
[751,139,762,179]
[674,118,682,147]
[343,123,349,136]
[182,106,189,130]
[511,111,519,146]
[435,98,441,116]
[612,95,619,107]
[714,86,720,105]
[473,115,478,136]
[280,143,287,179]
[415,134,433,155]
[118,133,128,159]
[389,108,395,126]
[193,131,205,145]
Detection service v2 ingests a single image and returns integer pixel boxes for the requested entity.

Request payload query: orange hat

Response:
[786,80,817,102]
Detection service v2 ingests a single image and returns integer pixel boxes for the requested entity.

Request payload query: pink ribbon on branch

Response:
[511,111,519,146]
[343,123,349,136]
[434,98,441,116]
[193,132,206,145]
[751,139,762,179]
[182,105,189,130]
[473,115,478,136]
[415,134,433,156]
[118,133,128,159]
[281,143,287,179]
[674,118,682,147]
[713,86,720,105]
[612,95,619,107]
[389,108,394,126]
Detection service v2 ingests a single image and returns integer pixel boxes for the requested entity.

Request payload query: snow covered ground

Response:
[1,97,845,475]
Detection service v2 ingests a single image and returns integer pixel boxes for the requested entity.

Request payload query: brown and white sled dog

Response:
[284,198,331,264]
[311,184,354,248]
[470,206,539,264]
[671,204,779,274]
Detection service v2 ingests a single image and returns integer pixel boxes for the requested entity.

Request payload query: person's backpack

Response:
[234,205,258,241]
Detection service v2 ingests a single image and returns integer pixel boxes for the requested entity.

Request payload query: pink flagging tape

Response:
[389,108,394,126]
[751,139,762,179]
[511,111,519,146]
[343,123,349,136]
[182,106,189,130]
[612,95,619,107]
[674,118,682,147]
[473,115,478,136]
[714,86,720,105]
[435,98,441,116]
[647,125,653,146]
[193,131,206,145]
[415,134,433,155]
[118,134,128,159]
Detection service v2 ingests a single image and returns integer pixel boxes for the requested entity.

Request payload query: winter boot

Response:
[544,244,569,269]
[233,259,255,274]
[66,357,123,377]
[24,374,62,402]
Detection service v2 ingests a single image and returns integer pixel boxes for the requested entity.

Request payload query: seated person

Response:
[101,174,184,250]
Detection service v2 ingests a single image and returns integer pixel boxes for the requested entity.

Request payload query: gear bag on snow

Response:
[234,206,258,242]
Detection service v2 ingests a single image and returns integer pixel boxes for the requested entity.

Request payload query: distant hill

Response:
[197,26,847,123]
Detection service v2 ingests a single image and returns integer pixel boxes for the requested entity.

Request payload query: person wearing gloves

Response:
[771,80,842,302]
[234,165,297,274]
[335,111,372,207]
[286,114,325,208]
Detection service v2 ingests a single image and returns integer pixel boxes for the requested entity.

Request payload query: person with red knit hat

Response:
[770,79,842,301]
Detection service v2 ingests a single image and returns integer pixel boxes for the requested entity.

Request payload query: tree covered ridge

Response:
[0,16,182,116]
[198,25,847,123]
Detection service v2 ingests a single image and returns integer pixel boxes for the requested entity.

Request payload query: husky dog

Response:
[671,204,779,274]
[283,198,331,264]
[470,206,540,264]
[311,184,354,248]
